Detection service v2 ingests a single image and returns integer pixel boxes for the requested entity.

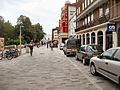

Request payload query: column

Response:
[95,32,98,45]
[113,32,117,47]
[81,34,83,45]
[103,31,106,51]
[85,33,87,45]
[89,32,92,44]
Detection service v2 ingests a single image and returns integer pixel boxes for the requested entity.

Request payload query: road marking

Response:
[67,58,103,90]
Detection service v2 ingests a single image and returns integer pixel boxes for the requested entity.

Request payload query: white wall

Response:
[68,6,76,37]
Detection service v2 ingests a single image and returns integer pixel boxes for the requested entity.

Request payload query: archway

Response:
[79,35,81,45]
[91,32,95,44]
[118,27,120,46]
[86,33,90,44]
[106,31,112,50]
[97,31,103,48]
[83,34,85,45]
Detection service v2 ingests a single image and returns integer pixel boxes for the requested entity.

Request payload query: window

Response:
[91,13,93,21]
[113,50,120,61]
[102,49,116,59]
[99,7,103,17]
[88,0,90,6]
[78,7,80,14]
[90,0,93,3]
[85,17,87,25]
[85,0,87,8]
[82,2,84,10]
[77,8,79,15]
[80,46,85,51]
[83,20,85,25]
[86,46,92,52]
[105,7,109,15]
[88,15,90,23]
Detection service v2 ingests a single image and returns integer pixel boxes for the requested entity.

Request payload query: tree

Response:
[15,15,45,44]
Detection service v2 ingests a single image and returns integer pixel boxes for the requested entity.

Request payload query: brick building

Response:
[75,0,119,51]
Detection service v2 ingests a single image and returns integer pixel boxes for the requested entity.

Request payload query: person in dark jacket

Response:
[29,40,34,56]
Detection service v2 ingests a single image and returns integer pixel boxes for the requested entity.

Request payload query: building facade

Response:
[68,3,76,37]
[59,0,77,44]
[109,0,120,47]
[75,0,118,51]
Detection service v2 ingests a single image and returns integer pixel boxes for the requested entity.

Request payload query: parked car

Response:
[63,39,80,56]
[59,43,64,50]
[90,47,120,85]
[75,44,103,65]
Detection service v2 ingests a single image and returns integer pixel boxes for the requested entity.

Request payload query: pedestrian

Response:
[50,42,54,51]
[29,40,34,56]
[47,42,49,48]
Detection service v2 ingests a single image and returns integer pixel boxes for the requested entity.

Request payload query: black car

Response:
[75,44,103,65]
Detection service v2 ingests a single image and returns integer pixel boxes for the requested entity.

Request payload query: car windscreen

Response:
[67,40,76,48]
[89,45,103,52]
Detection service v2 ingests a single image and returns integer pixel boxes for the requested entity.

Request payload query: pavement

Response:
[0,46,102,90]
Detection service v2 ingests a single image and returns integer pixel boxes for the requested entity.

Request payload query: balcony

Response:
[109,2,120,22]
[75,15,109,32]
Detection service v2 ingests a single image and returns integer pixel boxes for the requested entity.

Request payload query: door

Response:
[78,45,86,60]
[106,31,112,50]
[106,49,120,82]
[96,49,116,76]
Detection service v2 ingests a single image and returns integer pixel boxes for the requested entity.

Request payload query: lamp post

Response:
[19,25,24,54]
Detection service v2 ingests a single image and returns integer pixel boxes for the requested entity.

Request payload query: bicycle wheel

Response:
[7,54,13,60]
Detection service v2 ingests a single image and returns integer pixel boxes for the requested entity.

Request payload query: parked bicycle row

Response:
[0,48,21,60]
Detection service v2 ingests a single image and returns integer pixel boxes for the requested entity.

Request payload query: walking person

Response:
[47,42,49,48]
[50,42,54,51]
[29,40,34,56]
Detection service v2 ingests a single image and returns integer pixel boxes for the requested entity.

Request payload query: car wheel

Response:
[90,64,97,75]
[119,77,120,87]
[82,57,86,65]
[75,55,79,60]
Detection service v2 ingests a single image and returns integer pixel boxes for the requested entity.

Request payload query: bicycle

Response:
[0,50,13,60]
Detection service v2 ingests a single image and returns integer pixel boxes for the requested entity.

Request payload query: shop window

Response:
[99,7,103,17]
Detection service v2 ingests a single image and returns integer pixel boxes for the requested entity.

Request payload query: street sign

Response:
[107,24,116,32]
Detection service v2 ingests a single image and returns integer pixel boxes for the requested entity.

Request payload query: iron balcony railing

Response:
[75,14,109,32]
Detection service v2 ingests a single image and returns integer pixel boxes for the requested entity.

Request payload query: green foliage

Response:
[0,15,45,45]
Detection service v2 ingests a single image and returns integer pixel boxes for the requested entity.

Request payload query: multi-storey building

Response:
[75,0,118,51]
[59,0,76,43]
[109,0,120,47]
[68,3,76,37]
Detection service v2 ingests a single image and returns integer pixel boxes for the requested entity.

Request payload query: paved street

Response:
[0,46,119,90]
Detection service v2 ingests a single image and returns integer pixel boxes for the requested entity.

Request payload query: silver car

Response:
[90,47,120,85]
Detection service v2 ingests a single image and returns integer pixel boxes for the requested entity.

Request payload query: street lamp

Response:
[19,25,24,54]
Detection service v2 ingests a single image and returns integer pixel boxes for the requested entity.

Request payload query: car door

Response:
[106,49,120,82]
[78,45,86,60]
[86,46,93,59]
[96,49,116,76]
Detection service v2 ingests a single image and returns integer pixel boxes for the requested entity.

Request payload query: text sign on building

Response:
[107,24,116,32]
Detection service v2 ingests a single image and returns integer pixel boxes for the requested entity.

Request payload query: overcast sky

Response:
[0,0,76,35]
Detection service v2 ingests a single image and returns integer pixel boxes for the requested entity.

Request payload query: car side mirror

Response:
[97,55,103,59]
